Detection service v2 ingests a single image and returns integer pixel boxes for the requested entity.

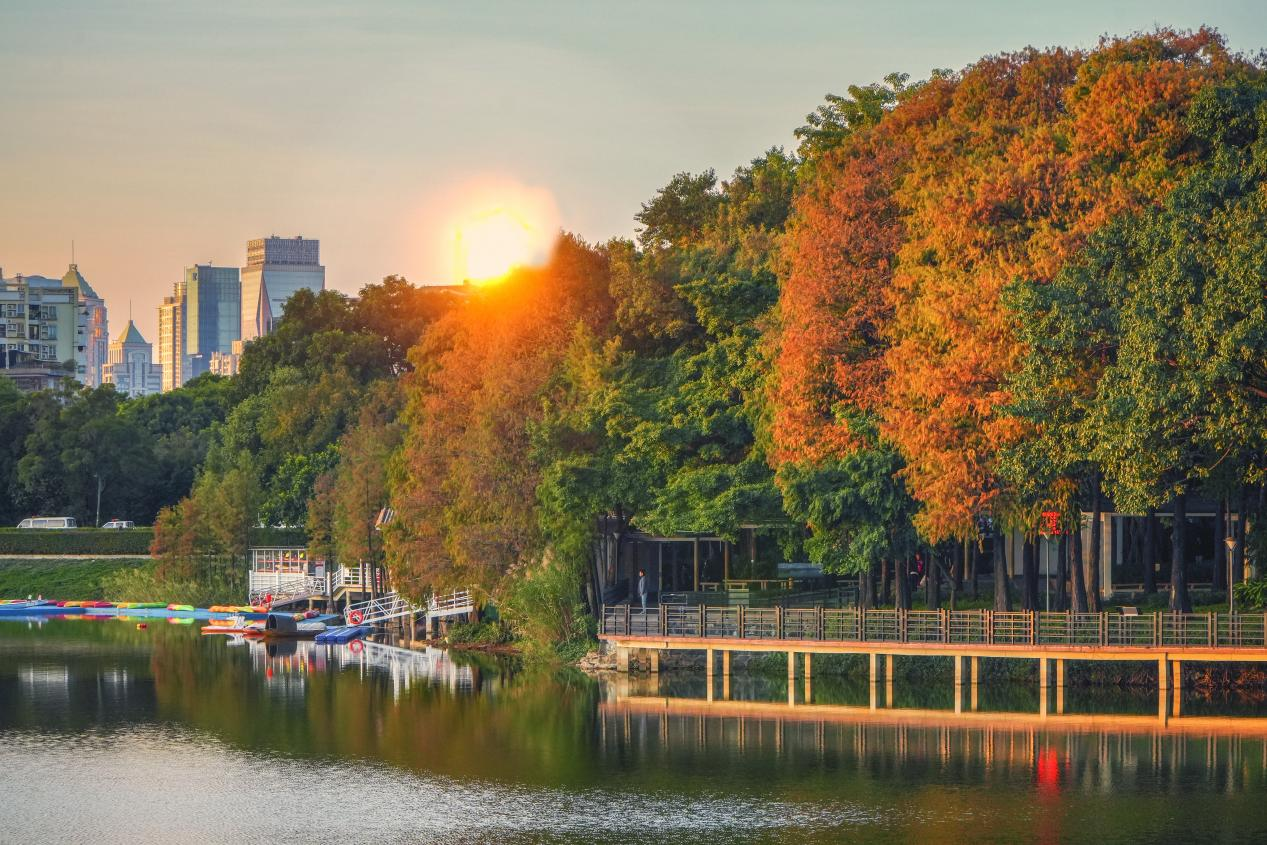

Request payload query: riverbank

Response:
[0,557,149,600]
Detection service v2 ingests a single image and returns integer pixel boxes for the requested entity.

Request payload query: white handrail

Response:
[344,592,422,626]
[428,589,475,616]
[248,575,325,607]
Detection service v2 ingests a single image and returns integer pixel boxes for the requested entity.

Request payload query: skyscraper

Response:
[157,284,185,392]
[184,264,241,378]
[240,235,324,341]
[102,320,161,398]
[62,264,108,387]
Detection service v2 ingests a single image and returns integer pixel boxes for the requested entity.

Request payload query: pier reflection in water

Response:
[3,619,1267,844]
[246,636,479,698]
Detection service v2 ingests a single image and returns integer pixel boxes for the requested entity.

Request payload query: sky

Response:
[2,0,1266,342]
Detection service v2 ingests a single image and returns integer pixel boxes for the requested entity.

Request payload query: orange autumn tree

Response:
[884,31,1234,609]
[772,77,954,606]
[777,30,1237,609]
[387,235,614,602]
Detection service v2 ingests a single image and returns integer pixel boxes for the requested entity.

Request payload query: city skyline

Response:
[4,1,1267,343]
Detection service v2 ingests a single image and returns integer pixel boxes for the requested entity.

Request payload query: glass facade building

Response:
[240,236,324,341]
[184,264,241,378]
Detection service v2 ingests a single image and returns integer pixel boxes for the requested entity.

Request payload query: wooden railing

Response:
[700,579,795,592]
[601,606,1267,650]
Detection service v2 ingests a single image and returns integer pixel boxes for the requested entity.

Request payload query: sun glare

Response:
[441,179,560,285]
[456,208,537,283]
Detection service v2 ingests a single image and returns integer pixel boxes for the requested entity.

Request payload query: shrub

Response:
[445,620,514,645]
[1234,579,1267,610]
[0,529,154,555]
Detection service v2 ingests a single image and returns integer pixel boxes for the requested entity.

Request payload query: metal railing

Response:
[330,566,386,595]
[248,575,325,607]
[601,606,1267,650]
[344,592,422,626]
[427,589,476,618]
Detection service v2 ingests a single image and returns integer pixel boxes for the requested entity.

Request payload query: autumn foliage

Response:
[775,29,1239,542]
[388,236,614,596]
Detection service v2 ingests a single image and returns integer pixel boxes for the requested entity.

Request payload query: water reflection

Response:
[246,637,480,698]
[3,620,1267,844]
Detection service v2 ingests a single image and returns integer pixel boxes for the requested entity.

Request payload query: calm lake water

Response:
[3,618,1267,844]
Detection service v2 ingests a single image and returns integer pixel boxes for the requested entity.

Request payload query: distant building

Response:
[0,269,86,392]
[240,235,324,341]
[209,339,244,377]
[61,264,108,388]
[102,320,161,398]
[184,264,241,380]
[157,285,186,392]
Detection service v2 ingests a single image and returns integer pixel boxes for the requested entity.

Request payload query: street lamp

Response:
[1225,536,1239,615]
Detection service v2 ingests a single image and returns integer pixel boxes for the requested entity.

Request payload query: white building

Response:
[240,235,324,341]
[209,339,244,377]
[102,320,161,398]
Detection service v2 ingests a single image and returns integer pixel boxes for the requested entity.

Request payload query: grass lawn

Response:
[0,558,150,601]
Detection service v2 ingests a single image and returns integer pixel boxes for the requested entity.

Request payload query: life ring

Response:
[348,610,364,625]
[348,639,364,654]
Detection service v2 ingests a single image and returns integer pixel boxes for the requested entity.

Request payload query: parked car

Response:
[17,516,78,529]
[101,519,135,530]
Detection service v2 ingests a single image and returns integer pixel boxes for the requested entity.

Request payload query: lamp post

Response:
[1225,536,1239,615]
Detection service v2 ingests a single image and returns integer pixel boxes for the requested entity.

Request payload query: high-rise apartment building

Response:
[0,270,81,392]
[102,320,161,398]
[157,285,186,392]
[184,264,241,379]
[240,235,324,341]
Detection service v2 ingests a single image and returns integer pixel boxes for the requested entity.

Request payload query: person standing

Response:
[637,568,648,613]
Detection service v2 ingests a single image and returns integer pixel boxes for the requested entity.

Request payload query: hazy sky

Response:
[3,1,1265,342]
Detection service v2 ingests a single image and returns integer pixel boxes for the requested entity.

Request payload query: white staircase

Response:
[249,575,326,608]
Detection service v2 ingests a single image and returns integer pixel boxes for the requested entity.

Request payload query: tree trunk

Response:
[951,542,965,611]
[1086,475,1103,612]
[880,559,892,606]
[1170,491,1192,613]
[1055,533,1068,611]
[1213,497,1228,592]
[1142,509,1157,595]
[895,557,911,610]
[860,563,874,610]
[1022,536,1038,611]
[1069,513,1087,613]
[992,531,1012,611]
[971,542,979,599]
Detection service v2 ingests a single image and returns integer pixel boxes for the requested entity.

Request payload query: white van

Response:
[101,519,135,530]
[17,516,78,529]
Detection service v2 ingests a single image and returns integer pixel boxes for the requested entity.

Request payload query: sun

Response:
[455,207,540,283]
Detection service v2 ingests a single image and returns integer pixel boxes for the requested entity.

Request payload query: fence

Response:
[601,606,1267,650]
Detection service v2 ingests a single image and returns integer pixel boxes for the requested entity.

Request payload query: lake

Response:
[2,617,1267,844]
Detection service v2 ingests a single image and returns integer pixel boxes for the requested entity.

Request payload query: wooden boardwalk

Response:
[600,605,1267,697]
